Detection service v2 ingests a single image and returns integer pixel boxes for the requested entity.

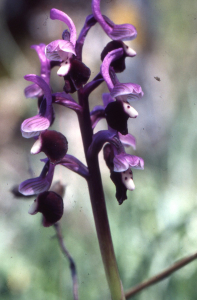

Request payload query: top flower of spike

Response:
[45,9,77,76]
[92,0,137,41]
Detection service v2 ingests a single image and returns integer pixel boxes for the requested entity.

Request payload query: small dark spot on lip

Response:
[154,76,161,82]
[125,177,127,180]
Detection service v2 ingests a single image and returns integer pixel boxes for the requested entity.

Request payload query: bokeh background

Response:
[1,0,197,299]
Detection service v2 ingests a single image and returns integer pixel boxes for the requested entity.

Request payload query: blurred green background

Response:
[1,0,197,299]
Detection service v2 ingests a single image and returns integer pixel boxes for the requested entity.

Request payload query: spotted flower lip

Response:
[21,75,53,138]
[92,0,137,41]
[19,160,55,196]
[50,8,77,47]
[31,130,68,164]
[28,191,64,227]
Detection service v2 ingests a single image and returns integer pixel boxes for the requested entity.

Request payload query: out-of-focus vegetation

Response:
[0,0,197,299]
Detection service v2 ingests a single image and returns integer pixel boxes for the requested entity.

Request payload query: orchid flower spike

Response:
[21,75,54,138]
[92,0,137,41]
[29,191,64,227]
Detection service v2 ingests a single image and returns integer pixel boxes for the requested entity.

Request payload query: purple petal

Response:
[21,115,50,138]
[52,92,82,112]
[58,154,89,179]
[50,8,77,46]
[113,153,144,172]
[45,40,76,61]
[102,93,114,107]
[111,83,144,101]
[24,74,52,105]
[101,48,124,91]
[92,0,137,41]
[19,162,55,196]
[103,15,137,41]
[24,83,42,98]
[31,44,51,84]
[90,105,105,129]
[118,133,136,150]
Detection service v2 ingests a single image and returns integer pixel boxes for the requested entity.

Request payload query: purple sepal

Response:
[24,44,51,98]
[19,161,55,196]
[103,15,137,41]
[50,8,77,46]
[21,115,51,138]
[58,154,89,179]
[31,44,51,84]
[118,133,136,150]
[90,105,105,129]
[101,48,124,91]
[102,93,114,107]
[24,84,43,98]
[88,130,121,158]
[24,75,52,104]
[45,40,76,61]
[111,83,144,101]
[113,153,144,172]
[22,75,53,138]
[92,0,137,41]
[52,92,82,113]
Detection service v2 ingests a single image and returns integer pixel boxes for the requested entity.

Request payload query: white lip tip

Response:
[31,138,42,154]
[28,199,38,215]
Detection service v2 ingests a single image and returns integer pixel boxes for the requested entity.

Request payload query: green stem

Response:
[125,251,197,299]
[77,89,125,300]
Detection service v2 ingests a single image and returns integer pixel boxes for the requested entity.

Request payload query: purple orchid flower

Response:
[19,152,89,197]
[21,75,54,138]
[101,48,143,100]
[50,8,77,47]
[19,160,55,196]
[45,8,91,92]
[101,40,136,73]
[92,0,137,41]
[28,191,64,227]
[103,141,143,204]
